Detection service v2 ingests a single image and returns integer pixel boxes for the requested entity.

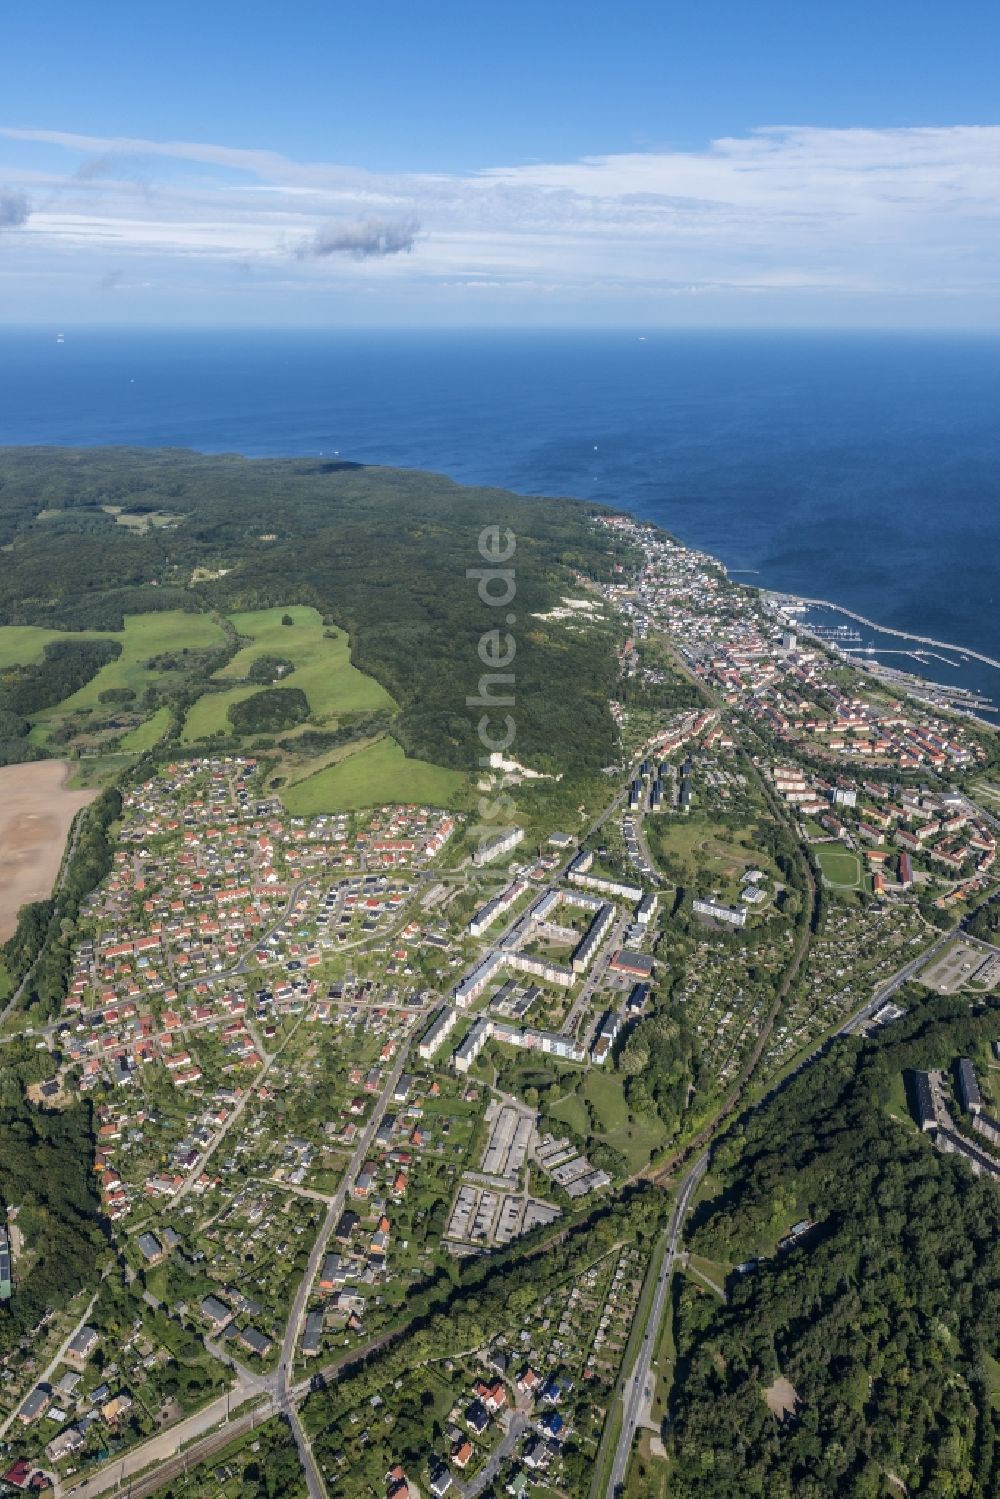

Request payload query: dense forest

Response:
[227,685,310,734]
[0,1041,104,1352]
[967,894,1000,945]
[0,638,127,763]
[0,448,639,773]
[665,997,1000,1497]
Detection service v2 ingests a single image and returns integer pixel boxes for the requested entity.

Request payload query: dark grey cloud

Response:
[75,154,115,182]
[298,215,419,260]
[98,268,125,291]
[0,190,30,228]
[75,154,152,199]
[40,153,153,211]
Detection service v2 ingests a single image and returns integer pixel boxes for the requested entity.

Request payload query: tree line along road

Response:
[600,926,948,1497]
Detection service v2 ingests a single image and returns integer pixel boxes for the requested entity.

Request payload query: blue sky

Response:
[2,0,1000,326]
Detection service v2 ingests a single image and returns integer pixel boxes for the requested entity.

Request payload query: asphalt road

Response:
[605,1152,708,1496]
[459,1412,528,1498]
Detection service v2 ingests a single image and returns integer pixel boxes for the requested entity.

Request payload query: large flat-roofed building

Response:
[0,1228,11,1302]
[693,896,747,929]
[507,951,573,987]
[453,951,504,1007]
[453,1017,494,1074]
[473,827,524,867]
[590,1011,620,1065]
[454,1018,585,1069]
[568,868,643,902]
[571,902,615,973]
[609,949,654,980]
[912,1070,937,1133]
[469,879,527,937]
[531,1028,585,1062]
[418,1006,459,1059]
[957,1057,982,1115]
[636,892,659,925]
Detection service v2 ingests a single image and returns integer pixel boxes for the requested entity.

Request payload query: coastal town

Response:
[1,510,999,1499]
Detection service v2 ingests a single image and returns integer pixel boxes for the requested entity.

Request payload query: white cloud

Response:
[1,123,999,320]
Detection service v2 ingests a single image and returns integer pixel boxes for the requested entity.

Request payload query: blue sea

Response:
[1,327,998,716]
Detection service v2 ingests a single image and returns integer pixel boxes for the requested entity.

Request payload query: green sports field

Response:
[816,843,864,888]
[180,685,259,743]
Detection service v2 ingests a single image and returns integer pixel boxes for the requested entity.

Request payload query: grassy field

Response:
[549,1091,589,1134]
[816,843,864,888]
[586,1070,668,1172]
[70,752,138,789]
[645,815,776,899]
[102,505,184,532]
[180,605,395,745]
[180,684,259,742]
[626,1433,669,1499]
[217,606,394,717]
[884,1069,910,1120]
[583,1069,630,1131]
[0,622,107,669]
[685,1252,730,1296]
[983,1352,1000,1411]
[650,1274,678,1427]
[118,705,172,752]
[281,735,467,813]
[550,1070,667,1173]
[32,611,227,717]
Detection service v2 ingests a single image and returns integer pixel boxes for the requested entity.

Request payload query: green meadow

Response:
[29,610,227,718]
[119,705,173,752]
[281,735,467,814]
[0,623,107,670]
[181,605,394,743]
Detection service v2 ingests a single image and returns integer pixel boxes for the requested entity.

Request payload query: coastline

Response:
[0,436,995,737]
[759,590,999,730]
[2,327,998,684]
[777,594,1000,674]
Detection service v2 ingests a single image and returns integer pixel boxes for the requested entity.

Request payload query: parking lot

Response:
[923,938,999,994]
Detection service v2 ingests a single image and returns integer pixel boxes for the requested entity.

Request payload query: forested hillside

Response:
[666,997,1000,1498]
[0,1041,104,1352]
[0,448,637,773]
